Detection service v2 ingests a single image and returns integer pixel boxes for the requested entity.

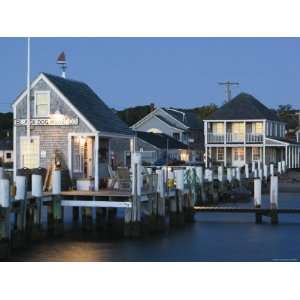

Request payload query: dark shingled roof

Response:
[155,115,185,130]
[162,108,203,129]
[136,131,188,150]
[0,138,13,151]
[43,73,132,135]
[206,93,280,121]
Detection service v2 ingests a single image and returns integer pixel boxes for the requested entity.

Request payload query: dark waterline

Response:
[7,193,300,262]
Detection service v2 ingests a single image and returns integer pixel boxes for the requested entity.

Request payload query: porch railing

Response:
[207,132,264,144]
[245,133,263,143]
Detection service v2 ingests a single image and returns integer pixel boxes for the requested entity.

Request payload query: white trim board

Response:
[61,200,132,208]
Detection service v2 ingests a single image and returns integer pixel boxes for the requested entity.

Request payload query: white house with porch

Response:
[204,93,300,169]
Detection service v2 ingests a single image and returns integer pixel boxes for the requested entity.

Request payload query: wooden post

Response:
[156,169,166,230]
[254,178,262,224]
[270,176,278,224]
[12,176,27,249]
[270,163,274,176]
[245,164,249,179]
[0,179,11,259]
[170,169,184,226]
[31,174,43,240]
[277,162,281,175]
[263,164,268,181]
[226,167,232,183]
[52,169,63,235]
[236,168,241,185]
[124,152,142,237]
[196,166,206,203]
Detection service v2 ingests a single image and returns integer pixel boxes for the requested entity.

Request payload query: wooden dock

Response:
[194,206,300,214]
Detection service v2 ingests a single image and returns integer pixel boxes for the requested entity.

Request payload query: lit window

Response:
[252,147,261,161]
[213,123,224,135]
[233,147,244,161]
[35,91,50,117]
[253,122,263,134]
[217,148,224,161]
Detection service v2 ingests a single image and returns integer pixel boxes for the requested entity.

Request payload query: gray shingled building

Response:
[12,72,133,190]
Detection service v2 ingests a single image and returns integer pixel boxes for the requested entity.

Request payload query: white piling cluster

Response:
[15,176,27,201]
[0,179,10,208]
[131,152,142,196]
[277,162,282,174]
[217,166,223,182]
[254,178,262,207]
[227,168,232,182]
[52,170,61,195]
[32,174,43,197]
[270,176,278,208]
[263,164,268,180]
[245,164,249,179]
[270,164,274,176]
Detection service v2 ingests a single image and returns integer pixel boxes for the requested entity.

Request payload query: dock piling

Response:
[270,176,279,224]
[52,170,63,235]
[12,176,27,249]
[254,178,262,224]
[0,179,11,259]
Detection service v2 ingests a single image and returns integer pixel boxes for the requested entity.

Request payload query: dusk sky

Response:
[1,37,300,112]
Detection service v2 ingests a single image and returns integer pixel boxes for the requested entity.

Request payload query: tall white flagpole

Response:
[26,37,31,138]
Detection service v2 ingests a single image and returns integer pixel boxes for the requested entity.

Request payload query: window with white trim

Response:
[35,91,50,117]
[252,147,261,161]
[212,123,224,135]
[217,147,224,161]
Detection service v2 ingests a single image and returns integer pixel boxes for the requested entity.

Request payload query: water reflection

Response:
[7,193,300,262]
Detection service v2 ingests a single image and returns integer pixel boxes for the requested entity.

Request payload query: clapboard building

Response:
[204,93,300,168]
[133,131,189,164]
[12,72,133,190]
[131,107,204,161]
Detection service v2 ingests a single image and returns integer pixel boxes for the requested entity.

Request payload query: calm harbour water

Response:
[7,193,300,262]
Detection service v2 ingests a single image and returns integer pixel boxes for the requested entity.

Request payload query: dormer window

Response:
[35,91,50,117]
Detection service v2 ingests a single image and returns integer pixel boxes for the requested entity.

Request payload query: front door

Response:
[72,136,94,178]
[232,147,245,167]
[20,136,40,168]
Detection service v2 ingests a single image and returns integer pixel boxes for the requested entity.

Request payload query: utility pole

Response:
[218,81,239,103]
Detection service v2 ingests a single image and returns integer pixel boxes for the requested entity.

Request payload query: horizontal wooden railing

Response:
[207,132,263,144]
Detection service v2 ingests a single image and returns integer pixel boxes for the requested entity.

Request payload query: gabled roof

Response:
[206,93,280,122]
[21,73,132,136]
[162,108,203,129]
[136,131,188,150]
[0,138,13,151]
[155,115,185,130]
